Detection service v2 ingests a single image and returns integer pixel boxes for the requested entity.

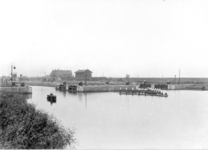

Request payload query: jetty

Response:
[119,88,168,97]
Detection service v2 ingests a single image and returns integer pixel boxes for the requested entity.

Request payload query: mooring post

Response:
[11,65,16,86]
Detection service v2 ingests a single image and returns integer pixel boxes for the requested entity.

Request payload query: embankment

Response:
[168,84,208,90]
[23,81,57,87]
[0,91,75,149]
[83,85,138,92]
[23,81,106,87]
[0,86,32,94]
[20,81,208,91]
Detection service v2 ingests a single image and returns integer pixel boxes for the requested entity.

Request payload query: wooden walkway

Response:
[119,90,168,97]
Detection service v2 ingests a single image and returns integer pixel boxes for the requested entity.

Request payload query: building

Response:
[50,69,73,80]
[75,69,92,79]
[42,75,52,82]
[1,76,10,84]
[18,76,29,81]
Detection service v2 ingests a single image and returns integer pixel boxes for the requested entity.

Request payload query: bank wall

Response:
[83,85,138,92]
[0,86,32,94]
[24,81,57,87]
[21,81,208,91]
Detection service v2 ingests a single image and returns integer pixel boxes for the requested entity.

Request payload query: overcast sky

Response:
[0,0,208,78]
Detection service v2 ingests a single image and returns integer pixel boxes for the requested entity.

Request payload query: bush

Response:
[0,91,75,149]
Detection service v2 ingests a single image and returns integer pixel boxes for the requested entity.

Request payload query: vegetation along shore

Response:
[0,91,75,149]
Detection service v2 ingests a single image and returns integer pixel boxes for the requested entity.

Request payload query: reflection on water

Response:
[49,101,55,105]
[78,93,88,109]
[47,98,56,105]
[63,91,66,97]
[78,93,82,101]
[85,93,87,109]
[27,86,208,149]
[56,90,67,97]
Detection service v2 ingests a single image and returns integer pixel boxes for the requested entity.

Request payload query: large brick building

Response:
[50,69,73,80]
[75,69,92,79]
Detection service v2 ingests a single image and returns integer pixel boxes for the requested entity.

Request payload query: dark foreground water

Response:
[27,86,208,149]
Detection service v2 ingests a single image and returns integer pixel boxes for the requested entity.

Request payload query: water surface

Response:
[27,86,208,149]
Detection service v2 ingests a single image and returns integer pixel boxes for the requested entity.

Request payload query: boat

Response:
[47,93,56,102]
[55,82,67,91]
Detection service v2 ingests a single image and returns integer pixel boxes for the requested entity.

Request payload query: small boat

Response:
[47,93,57,102]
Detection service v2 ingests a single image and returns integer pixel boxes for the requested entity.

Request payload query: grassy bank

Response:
[0,91,75,149]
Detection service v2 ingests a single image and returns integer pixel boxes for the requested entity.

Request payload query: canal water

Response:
[27,86,208,149]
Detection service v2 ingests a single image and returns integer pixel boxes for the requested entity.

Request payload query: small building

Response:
[75,69,92,79]
[1,76,10,85]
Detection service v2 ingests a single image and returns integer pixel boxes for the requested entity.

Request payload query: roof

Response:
[75,69,92,73]
[51,70,72,73]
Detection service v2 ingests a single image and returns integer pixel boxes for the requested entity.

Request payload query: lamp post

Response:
[11,65,16,84]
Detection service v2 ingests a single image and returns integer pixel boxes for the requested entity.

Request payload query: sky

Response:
[0,0,208,78]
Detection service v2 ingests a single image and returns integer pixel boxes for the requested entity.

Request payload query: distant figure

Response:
[12,82,16,86]
[21,82,25,87]
[79,82,83,86]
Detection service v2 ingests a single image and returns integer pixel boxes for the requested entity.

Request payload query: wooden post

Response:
[11,65,13,84]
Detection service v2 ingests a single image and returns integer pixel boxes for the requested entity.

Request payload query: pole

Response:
[175,75,176,84]
[11,65,16,85]
[11,65,13,84]
[179,69,180,84]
